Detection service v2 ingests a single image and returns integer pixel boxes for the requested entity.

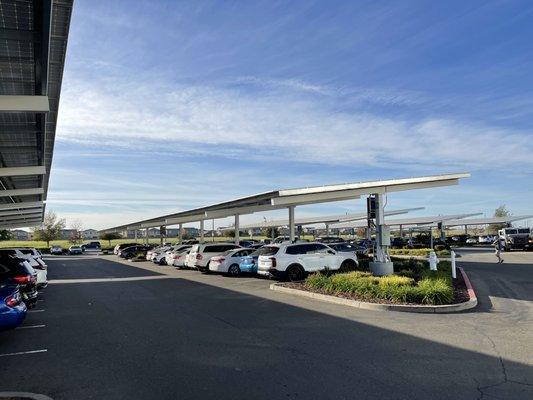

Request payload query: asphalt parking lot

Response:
[0,248,532,400]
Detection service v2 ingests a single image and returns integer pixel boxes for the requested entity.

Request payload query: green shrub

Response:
[416,277,453,305]
[304,262,454,305]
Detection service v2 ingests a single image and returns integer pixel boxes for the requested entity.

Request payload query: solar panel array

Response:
[0,0,72,227]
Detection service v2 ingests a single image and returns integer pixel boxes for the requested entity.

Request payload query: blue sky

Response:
[48,0,533,230]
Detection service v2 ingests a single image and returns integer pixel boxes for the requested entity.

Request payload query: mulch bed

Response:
[281,269,471,306]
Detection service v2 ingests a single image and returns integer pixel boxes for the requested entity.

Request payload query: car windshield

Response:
[256,246,279,256]
[332,244,356,251]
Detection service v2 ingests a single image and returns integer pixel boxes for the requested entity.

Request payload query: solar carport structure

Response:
[0,0,72,229]
[102,173,470,273]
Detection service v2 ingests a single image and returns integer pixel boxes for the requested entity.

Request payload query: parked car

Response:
[0,255,38,308]
[68,245,83,255]
[238,240,256,248]
[0,284,27,331]
[147,245,173,262]
[249,243,265,250]
[208,248,255,276]
[329,242,361,259]
[18,248,48,288]
[167,248,192,268]
[82,241,101,251]
[257,242,358,281]
[113,243,138,255]
[186,243,241,272]
[315,236,345,244]
[50,245,63,255]
[120,245,153,260]
[158,245,191,266]
[238,251,262,275]
[0,249,47,288]
[466,238,478,244]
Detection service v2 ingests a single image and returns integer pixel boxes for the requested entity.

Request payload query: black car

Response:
[0,255,38,308]
[120,245,153,259]
[82,241,101,251]
[316,236,346,244]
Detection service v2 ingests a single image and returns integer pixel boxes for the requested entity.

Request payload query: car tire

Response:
[202,262,211,274]
[286,264,305,282]
[227,264,240,277]
[340,259,356,272]
[159,258,166,265]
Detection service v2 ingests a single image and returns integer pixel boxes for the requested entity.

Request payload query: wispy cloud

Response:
[57,75,533,171]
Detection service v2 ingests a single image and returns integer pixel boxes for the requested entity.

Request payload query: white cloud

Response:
[57,75,533,171]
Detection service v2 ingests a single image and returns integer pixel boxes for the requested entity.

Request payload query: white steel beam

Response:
[234,214,240,245]
[0,188,44,197]
[0,201,44,211]
[1,219,42,229]
[288,206,295,242]
[205,204,285,219]
[0,166,46,177]
[0,95,50,112]
[0,213,43,222]
[165,213,208,225]
[0,208,43,217]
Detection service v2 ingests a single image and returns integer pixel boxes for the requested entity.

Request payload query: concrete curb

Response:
[270,267,477,313]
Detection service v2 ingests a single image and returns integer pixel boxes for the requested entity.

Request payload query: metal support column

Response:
[373,193,390,263]
[399,224,403,238]
[234,214,240,245]
[134,229,137,243]
[212,219,215,242]
[145,228,149,245]
[288,206,295,242]
[179,223,183,244]
[430,227,434,248]
[200,220,205,244]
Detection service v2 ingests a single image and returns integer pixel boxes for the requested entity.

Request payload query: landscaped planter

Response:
[270,267,477,313]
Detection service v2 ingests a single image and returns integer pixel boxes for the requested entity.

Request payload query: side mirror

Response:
[328,250,336,255]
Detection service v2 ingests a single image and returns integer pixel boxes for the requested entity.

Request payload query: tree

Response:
[32,211,66,247]
[262,227,279,239]
[0,230,12,241]
[100,232,122,246]
[489,205,512,234]
[69,219,84,244]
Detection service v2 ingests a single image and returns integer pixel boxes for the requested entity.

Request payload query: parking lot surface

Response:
[0,250,532,399]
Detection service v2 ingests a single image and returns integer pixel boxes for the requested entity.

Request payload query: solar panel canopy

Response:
[0,0,72,228]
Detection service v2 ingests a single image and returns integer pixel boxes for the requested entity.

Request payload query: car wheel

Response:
[227,264,240,277]
[286,264,305,282]
[202,262,211,274]
[340,259,356,272]
[159,258,166,265]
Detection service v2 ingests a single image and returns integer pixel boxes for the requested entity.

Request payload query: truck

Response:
[498,227,531,251]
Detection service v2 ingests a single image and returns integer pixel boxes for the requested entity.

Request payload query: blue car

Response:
[239,253,259,274]
[0,285,27,331]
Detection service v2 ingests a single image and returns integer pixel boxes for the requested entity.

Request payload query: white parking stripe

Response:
[0,349,47,357]
[28,309,45,313]
[16,324,46,330]
[49,275,173,284]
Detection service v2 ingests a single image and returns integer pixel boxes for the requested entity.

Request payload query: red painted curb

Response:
[458,266,476,301]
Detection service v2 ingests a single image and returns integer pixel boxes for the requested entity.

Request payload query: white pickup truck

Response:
[498,228,531,251]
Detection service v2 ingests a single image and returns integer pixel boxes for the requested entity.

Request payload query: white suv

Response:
[186,243,241,272]
[257,242,358,281]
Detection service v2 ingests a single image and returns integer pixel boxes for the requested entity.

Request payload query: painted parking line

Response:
[29,309,45,313]
[16,324,46,330]
[0,349,47,357]
[48,275,173,284]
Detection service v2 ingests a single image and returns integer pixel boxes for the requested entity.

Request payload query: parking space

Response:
[0,251,532,399]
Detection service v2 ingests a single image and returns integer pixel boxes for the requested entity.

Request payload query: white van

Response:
[186,243,242,271]
[257,242,358,281]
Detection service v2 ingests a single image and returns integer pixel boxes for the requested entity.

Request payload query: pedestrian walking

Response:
[493,237,504,263]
